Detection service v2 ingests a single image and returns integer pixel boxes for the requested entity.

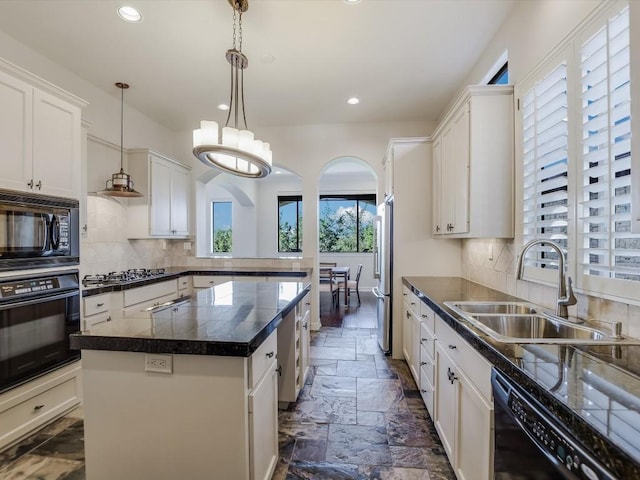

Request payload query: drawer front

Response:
[192,276,229,288]
[420,302,435,332]
[123,292,177,316]
[83,293,111,316]
[0,377,78,447]
[420,344,435,386]
[419,368,434,418]
[84,311,111,329]
[402,286,420,315]
[123,280,177,307]
[178,276,191,291]
[435,316,492,401]
[420,322,436,359]
[250,331,277,389]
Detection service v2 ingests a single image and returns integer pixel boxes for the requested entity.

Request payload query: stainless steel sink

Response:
[447,301,539,315]
[443,301,614,344]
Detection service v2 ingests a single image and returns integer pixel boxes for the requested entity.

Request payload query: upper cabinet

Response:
[0,66,84,199]
[126,149,191,239]
[432,85,514,238]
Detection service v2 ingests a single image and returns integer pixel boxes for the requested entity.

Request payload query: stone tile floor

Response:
[0,292,455,479]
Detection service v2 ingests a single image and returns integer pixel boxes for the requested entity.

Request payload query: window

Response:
[489,62,509,85]
[319,194,376,253]
[521,62,569,270]
[212,201,232,254]
[579,6,638,282]
[278,196,302,252]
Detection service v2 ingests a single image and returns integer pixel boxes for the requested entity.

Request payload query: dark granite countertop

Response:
[71,280,310,357]
[81,266,311,297]
[403,276,640,479]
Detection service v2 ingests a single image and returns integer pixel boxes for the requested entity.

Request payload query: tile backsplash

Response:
[81,196,312,278]
[463,239,639,338]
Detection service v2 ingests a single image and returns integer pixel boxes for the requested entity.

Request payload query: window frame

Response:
[211,201,233,255]
[277,195,303,253]
[318,193,377,253]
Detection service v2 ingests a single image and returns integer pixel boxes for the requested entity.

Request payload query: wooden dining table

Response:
[320,266,350,306]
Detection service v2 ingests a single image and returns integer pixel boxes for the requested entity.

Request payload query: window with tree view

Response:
[319,194,376,253]
[278,196,302,252]
[212,201,232,254]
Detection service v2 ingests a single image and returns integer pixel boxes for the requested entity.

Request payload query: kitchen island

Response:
[71,280,310,480]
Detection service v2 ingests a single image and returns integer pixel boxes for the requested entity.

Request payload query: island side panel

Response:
[81,350,250,480]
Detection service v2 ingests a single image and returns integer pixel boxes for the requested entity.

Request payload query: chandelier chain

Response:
[232,5,237,50]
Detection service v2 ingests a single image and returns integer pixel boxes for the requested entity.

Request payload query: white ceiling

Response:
[0,0,515,132]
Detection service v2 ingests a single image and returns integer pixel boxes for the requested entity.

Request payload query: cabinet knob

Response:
[303,322,308,330]
[96,303,104,307]
[276,365,283,376]
[421,388,428,394]
[209,281,214,284]
[448,344,457,350]
[33,404,45,411]
[266,351,274,358]
[421,338,428,342]
[420,361,428,366]
[406,311,411,319]
[436,225,441,232]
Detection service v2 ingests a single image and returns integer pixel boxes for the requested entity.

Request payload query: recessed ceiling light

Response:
[347,97,360,105]
[117,6,142,23]
[218,104,230,111]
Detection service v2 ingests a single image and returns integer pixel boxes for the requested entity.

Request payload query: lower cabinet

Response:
[434,316,493,480]
[0,362,81,452]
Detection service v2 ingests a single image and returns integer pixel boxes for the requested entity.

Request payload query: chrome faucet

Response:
[516,239,577,318]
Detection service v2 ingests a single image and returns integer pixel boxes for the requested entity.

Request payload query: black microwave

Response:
[0,189,79,271]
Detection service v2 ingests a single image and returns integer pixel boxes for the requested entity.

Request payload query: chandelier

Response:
[193,0,272,178]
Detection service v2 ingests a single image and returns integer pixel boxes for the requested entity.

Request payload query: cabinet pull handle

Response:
[209,281,214,284]
[447,367,458,384]
[421,338,427,342]
[96,303,104,307]
[421,314,428,318]
[276,365,283,376]
[36,180,42,190]
[421,388,428,393]
[266,351,274,358]
[406,311,411,319]
[436,225,441,232]
[303,322,308,330]
[403,293,407,296]
[27,179,34,189]
[448,344,457,350]
[33,404,45,411]
[410,302,416,306]
[420,361,428,366]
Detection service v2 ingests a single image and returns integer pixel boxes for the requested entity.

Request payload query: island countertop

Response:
[70,280,310,357]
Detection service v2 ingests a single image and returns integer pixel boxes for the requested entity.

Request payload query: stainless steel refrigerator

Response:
[372,195,393,354]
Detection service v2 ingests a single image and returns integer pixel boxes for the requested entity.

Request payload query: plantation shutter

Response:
[579,6,639,282]
[522,63,569,269]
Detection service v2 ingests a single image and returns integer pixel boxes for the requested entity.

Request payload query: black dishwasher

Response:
[492,368,616,479]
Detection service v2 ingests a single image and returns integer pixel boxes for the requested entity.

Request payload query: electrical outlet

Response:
[145,354,173,374]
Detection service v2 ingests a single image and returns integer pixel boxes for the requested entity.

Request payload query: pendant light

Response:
[99,82,143,197]
[192,0,272,178]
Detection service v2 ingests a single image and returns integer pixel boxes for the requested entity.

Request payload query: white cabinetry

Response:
[127,149,191,239]
[277,291,310,406]
[0,66,83,198]
[82,293,112,329]
[120,280,178,315]
[434,315,493,480]
[418,304,436,418]
[402,286,423,385]
[432,85,514,238]
[81,331,279,480]
[0,362,81,452]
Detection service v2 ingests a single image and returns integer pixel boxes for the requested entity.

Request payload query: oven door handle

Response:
[0,289,78,311]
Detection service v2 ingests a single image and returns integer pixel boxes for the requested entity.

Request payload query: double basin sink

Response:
[443,301,624,344]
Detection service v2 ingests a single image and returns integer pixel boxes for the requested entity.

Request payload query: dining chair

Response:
[319,266,339,308]
[346,264,363,305]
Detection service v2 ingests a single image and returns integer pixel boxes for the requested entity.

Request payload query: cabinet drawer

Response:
[249,331,277,389]
[192,276,229,288]
[420,302,435,331]
[123,293,177,316]
[0,377,78,447]
[83,293,111,316]
[123,280,177,307]
[420,344,435,386]
[435,316,492,401]
[419,322,436,359]
[419,368,434,418]
[178,276,191,291]
[84,311,111,329]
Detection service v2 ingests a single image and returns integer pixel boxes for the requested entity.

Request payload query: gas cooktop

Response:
[82,268,166,287]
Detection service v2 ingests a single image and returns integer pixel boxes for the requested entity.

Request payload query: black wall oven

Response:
[0,188,79,271]
[0,270,80,393]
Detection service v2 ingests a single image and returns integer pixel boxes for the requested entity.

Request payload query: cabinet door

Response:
[299,309,311,388]
[450,103,470,234]
[32,89,81,198]
[456,370,493,480]
[432,136,443,235]
[150,155,173,236]
[170,164,190,235]
[434,343,457,461]
[410,312,421,385]
[248,362,278,480]
[0,71,32,192]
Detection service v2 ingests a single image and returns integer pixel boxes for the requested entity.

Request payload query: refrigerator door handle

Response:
[373,215,382,279]
[372,287,386,299]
